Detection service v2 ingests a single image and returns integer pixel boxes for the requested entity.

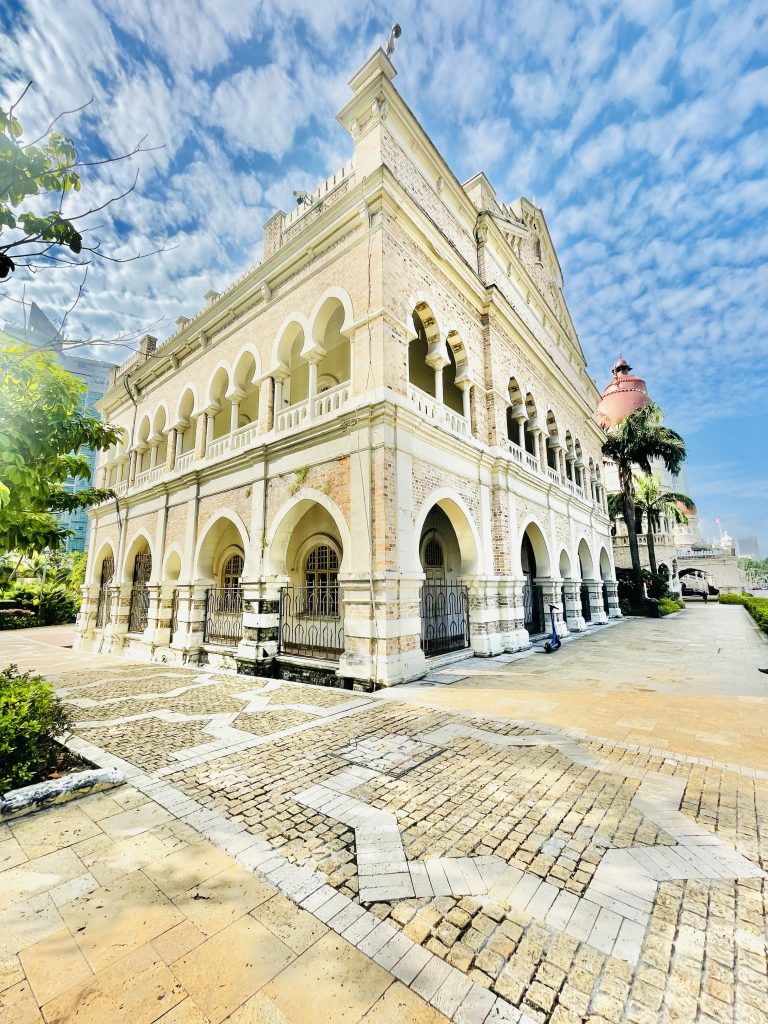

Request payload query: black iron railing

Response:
[278,584,344,660]
[560,584,567,626]
[128,584,149,633]
[96,583,112,628]
[420,581,470,657]
[523,582,546,635]
[580,583,592,623]
[170,588,179,637]
[204,587,244,646]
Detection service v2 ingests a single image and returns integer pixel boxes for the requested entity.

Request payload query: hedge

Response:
[658,597,685,616]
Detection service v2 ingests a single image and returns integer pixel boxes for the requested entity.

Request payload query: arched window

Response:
[304,544,339,615]
[221,553,244,589]
[422,535,445,582]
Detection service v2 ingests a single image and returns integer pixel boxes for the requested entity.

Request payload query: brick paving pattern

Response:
[42,657,768,1024]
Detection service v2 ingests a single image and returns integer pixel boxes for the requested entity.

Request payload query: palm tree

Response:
[601,403,686,602]
[633,473,693,576]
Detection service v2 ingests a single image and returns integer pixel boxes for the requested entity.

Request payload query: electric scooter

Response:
[543,604,561,653]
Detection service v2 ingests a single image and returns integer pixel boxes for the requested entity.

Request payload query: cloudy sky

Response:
[1,0,767,554]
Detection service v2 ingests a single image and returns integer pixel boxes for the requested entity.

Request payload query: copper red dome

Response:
[595,356,651,428]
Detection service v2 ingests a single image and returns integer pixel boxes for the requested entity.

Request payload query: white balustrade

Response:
[276,399,309,433]
[231,421,260,451]
[135,465,165,489]
[407,384,469,438]
[507,441,524,465]
[174,450,196,473]
[547,467,560,485]
[314,382,351,418]
[112,480,128,497]
[524,451,540,473]
[207,434,232,460]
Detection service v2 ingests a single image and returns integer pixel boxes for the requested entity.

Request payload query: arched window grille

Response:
[221,553,244,589]
[304,544,339,616]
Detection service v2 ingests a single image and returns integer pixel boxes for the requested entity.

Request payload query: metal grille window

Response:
[96,555,114,628]
[424,538,443,567]
[221,554,244,589]
[128,550,151,633]
[304,545,339,616]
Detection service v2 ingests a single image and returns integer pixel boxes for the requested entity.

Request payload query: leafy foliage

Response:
[0,102,83,279]
[0,345,119,553]
[658,597,685,615]
[632,474,693,576]
[0,663,73,794]
[0,609,38,630]
[0,550,87,624]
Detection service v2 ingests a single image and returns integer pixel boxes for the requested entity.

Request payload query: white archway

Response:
[121,530,155,585]
[599,545,613,581]
[413,489,481,576]
[577,538,595,581]
[194,510,250,582]
[518,516,552,579]
[266,488,352,577]
[559,548,572,580]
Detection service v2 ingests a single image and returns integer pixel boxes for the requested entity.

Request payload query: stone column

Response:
[236,580,280,674]
[459,380,472,423]
[587,580,609,624]
[165,428,178,472]
[194,413,207,459]
[563,580,587,632]
[306,358,319,419]
[273,377,284,429]
[540,578,568,636]
[464,576,504,656]
[258,377,274,433]
[142,584,163,647]
[338,575,428,689]
[535,429,547,470]
[434,366,444,406]
[128,449,138,487]
[605,579,622,617]
[229,390,244,434]
[557,448,567,484]
[148,436,161,470]
[499,578,529,651]
[205,409,216,452]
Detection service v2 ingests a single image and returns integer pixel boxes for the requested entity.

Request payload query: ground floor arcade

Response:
[77,486,620,688]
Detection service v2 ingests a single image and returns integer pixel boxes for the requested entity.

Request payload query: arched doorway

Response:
[270,495,347,661]
[196,515,248,647]
[95,548,115,628]
[521,522,550,636]
[578,539,595,623]
[418,503,471,657]
[127,543,152,634]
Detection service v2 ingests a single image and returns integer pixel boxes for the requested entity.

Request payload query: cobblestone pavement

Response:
[1,612,767,1024]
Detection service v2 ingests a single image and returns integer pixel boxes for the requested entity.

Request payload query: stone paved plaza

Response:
[1,603,767,1024]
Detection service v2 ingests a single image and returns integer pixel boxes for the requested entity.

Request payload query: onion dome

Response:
[595,356,651,428]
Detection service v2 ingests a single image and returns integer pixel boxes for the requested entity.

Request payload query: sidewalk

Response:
[0,784,447,1024]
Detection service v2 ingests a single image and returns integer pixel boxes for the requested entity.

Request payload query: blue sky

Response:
[1,0,767,553]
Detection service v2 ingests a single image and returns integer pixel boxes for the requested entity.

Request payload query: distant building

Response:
[0,304,114,552]
[739,535,760,558]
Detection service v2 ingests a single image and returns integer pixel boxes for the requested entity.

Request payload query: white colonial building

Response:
[75,49,620,688]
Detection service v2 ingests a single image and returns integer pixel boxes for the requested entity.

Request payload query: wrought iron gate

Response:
[420,581,470,657]
[580,583,592,623]
[523,582,546,635]
[170,588,179,637]
[128,551,151,633]
[602,582,610,615]
[204,587,244,646]
[96,555,114,628]
[278,584,344,660]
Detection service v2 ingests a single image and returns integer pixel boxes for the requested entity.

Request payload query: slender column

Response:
[434,366,444,406]
[307,359,319,419]
[128,449,138,486]
[165,428,178,471]
[258,376,274,433]
[205,410,215,451]
[194,413,207,459]
[230,400,240,434]
[558,448,567,483]
[273,378,284,425]
[536,430,547,470]
[149,438,160,469]
[460,380,472,421]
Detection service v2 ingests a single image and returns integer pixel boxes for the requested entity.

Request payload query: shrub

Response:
[0,664,74,795]
[619,599,632,616]
[658,597,685,616]
[0,608,39,630]
[718,592,746,605]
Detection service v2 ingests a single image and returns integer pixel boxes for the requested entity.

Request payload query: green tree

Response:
[1,84,158,282]
[632,474,693,576]
[0,344,120,553]
[601,403,686,603]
